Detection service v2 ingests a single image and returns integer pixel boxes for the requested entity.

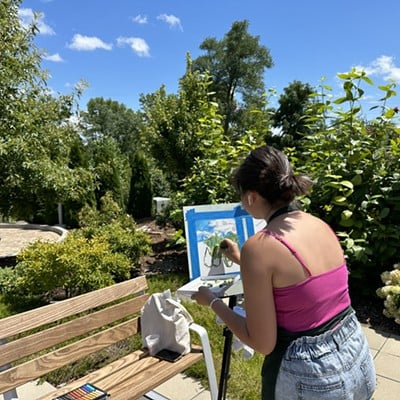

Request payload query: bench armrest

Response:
[189,323,218,400]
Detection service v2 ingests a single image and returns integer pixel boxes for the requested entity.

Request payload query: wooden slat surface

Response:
[37,349,150,400]
[37,346,204,400]
[0,275,148,339]
[0,318,140,393]
[0,294,148,366]
[107,349,204,400]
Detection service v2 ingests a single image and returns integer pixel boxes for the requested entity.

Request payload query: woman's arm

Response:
[193,235,277,355]
[238,236,277,354]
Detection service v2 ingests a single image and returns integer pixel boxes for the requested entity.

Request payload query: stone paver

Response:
[148,373,209,400]
[363,326,400,400]
[374,376,400,400]
[0,380,55,400]
[0,223,65,257]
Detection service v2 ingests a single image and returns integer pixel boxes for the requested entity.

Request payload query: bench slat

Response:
[106,349,204,400]
[37,346,204,400]
[0,276,148,339]
[36,349,150,400]
[0,294,148,366]
[0,318,140,393]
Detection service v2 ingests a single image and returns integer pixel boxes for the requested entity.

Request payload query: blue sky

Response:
[20,0,400,115]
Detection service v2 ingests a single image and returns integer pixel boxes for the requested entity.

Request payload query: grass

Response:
[0,273,263,400]
[0,293,47,318]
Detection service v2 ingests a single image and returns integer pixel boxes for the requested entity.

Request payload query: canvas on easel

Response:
[183,203,264,280]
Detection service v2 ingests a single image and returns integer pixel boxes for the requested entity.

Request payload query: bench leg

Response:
[143,390,170,400]
[2,391,18,400]
[189,323,218,400]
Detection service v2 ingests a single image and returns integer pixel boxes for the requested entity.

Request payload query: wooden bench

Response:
[0,275,218,400]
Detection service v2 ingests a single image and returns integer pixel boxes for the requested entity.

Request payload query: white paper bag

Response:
[141,289,193,355]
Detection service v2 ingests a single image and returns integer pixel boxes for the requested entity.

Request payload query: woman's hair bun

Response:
[233,146,313,205]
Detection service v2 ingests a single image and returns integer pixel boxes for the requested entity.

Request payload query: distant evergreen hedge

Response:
[127,151,153,219]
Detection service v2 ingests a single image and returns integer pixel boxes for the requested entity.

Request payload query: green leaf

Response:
[333,196,347,204]
[333,97,348,104]
[341,209,353,220]
[380,208,390,218]
[337,72,352,80]
[340,180,354,190]
[384,109,395,119]
[339,218,354,227]
[351,174,363,186]
[360,75,373,85]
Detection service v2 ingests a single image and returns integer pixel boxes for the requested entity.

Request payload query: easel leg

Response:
[217,296,237,400]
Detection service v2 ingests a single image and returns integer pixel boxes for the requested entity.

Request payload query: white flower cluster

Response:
[376,263,400,325]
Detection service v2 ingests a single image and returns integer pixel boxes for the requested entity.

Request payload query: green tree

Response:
[140,56,217,190]
[86,137,131,210]
[271,80,314,148]
[192,20,273,137]
[127,151,153,219]
[81,97,142,156]
[178,92,265,206]
[0,0,94,223]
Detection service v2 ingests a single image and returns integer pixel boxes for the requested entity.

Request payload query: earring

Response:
[247,195,252,206]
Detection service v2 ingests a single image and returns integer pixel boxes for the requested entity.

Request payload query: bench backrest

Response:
[0,275,149,394]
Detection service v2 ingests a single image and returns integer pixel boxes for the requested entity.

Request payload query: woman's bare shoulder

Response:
[241,230,281,268]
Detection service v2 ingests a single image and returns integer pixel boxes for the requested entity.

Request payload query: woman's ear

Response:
[247,194,253,206]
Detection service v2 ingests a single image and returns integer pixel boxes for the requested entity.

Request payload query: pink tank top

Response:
[263,230,351,332]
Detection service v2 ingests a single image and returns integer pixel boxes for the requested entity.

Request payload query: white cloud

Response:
[355,55,400,84]
[157,14,183,31]
[117,37,150,57]
[18,8,55,35]
[43,53,64,62]
[67,34,112,51]
[132,14,148,24]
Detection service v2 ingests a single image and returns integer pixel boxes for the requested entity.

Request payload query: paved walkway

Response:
[0,223,67,258]
[362,325,400,400]
[1,324,398,400]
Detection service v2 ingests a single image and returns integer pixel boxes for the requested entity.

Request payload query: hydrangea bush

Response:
[376,263,400,324]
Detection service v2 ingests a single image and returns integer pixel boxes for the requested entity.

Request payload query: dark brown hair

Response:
[232,146,313,206]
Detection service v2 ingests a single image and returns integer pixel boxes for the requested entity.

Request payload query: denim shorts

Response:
[275,312,376,400]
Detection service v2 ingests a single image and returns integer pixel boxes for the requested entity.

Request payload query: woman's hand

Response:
[219,238,241,265]
[191,286,216,307]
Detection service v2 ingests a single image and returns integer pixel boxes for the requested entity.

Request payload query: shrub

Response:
[296,69,400,294]
[14,231,132,298]
[376,263,400,325]
[0,267,19,295]
[78,193,151,270]
[8,193,151,299]
[82,218,151,271]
